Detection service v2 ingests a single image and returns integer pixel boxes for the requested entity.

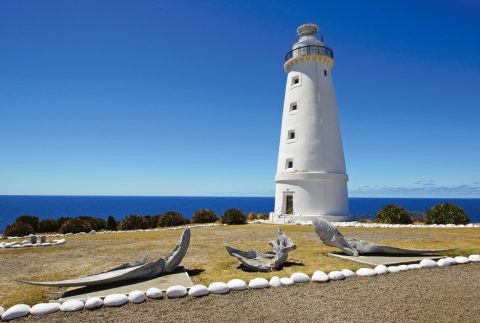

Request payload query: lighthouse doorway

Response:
[284,194,293,215]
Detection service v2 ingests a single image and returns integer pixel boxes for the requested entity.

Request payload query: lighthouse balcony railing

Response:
[285,45,334,62]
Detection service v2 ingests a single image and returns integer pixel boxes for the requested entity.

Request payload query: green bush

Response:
[192,209,218,223]
[376,205,413,224]
[143,215,159,228]
[106,216,118,231]
[38,219,60,233]
[15,215,39,232]
[157,211,190,227]
[424,203,470,225]
[78,216,106,231]
[60,218,92,234]
[56,217,72,227]
[247,212,258,221]
[119,215,149,230]
[3,222,35,238]
[221,208,246,225]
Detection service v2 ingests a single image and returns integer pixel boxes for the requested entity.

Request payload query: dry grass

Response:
[1,224,479,308]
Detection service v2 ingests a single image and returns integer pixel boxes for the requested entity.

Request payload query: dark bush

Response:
[118,215,149,230]
[60,218,92,234]
[106,216,118,231]
[247,212,258,221]
[38,219,60,233]
[424,203,470,225]
[3,222,35,238]
[375,205,413,224]
[15,215,39,232]
[221,208,246,225]
[157,211,190,227]
[78,216,106,231]
[192,209,218,223]
[143,215,159,228]
[56,217,72,227]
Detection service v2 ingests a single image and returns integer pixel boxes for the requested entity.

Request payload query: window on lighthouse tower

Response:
[291,75,300,86]
[288,130,295,140]
[290,102,298,112]
[286,159,294,169]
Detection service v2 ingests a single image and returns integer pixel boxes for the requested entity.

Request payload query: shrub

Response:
[3,222,35,238]
[221,208,246,225]
[192,209,218,223]
[247,212,258,221]
[56,217,72,227]
[15,215,39,232]
[257,213,270,220]
[143,215,159,228]
[157,211,190,227]
[78,216,106,231]
[119,215,149,230]
[106,216,118,231]
[376,205,413,224]
[38,219,60,233]
[60,218,92,234]
[424,203,470,225]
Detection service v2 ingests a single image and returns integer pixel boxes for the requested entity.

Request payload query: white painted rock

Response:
[312,271,330,282]
[328,271,345,280]
[146,287,163,299]
[341,269,356,278]
[0,306,4,316]
[128,290,146,303]
[356,268,377,277]
[249,278,270,289]
[208,282,230,294]
[387,266,401,273]
[104,294,128,307]
[454,256,470,264]
[374,265,389,274]
[398,265,409,271]
[437,258,450,267]
[408,264,422,270]
[166,285,187,298]
[84,297,103,310]
[280,277,294,286]
[290,272,310,283]
[444,257,457,265]
[189,285,209,297]
[227,279,248,291]
[420,259,438,268]
[2,304,31,320]
[30,303,60,316]
[60,299,84,312]
[469,254,480,262]
[269,276,282,287]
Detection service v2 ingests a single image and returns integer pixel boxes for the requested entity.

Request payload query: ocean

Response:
[1,195,479,230]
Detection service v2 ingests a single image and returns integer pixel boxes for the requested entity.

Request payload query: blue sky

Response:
[1,0,479,197]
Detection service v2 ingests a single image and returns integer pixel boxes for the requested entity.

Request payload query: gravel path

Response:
[19,264,480,322]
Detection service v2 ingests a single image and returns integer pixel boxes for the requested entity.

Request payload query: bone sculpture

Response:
[19,228,190,287]
[225,229,296,272]
[313,218,451,256]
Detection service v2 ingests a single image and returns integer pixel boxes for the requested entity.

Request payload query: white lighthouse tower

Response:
[273,23,350,222]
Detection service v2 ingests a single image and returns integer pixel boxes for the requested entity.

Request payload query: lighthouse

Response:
[273,24,350,222]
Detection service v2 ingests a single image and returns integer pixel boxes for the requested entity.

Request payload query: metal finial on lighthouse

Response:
[273,24,350,223]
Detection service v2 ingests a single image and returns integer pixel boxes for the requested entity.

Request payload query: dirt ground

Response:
[16,264,480,322]
[1,224,480,308]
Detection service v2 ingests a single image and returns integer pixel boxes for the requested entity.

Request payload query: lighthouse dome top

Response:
[297,23,318,36]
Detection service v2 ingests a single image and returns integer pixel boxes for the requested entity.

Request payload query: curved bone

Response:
[313,217,452,256]
[18,228,190,287]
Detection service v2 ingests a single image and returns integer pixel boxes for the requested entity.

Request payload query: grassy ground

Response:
[1,224,479,308]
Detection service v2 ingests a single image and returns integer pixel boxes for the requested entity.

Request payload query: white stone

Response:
[341,269,356,278]
[290,272,310,283]
[407,264,422,270]
[208,282,230,294]
[387,266,401,273]
[311,270,330,282]
[269,276,282,287]
[280,277,294,286]
[22,243,33,247]
[356,268,377,277]
[104,294,128,307]
[0,306,4,316]
[420,259,438,268]
[30,302,60,316]
[89,230,96,234]
[469,254,480,262]
[328,271,345,280]
[41,242,52,246]
[249,278,270,289]
[60,299,84,312]
[146,287,163,299]
[454,256,470,264]
[166,285,187,298]
[2,304,31,320]
[374,265,389,274]
[189,285,209,297]
[84,297,103,310]
[128,290,146,303]
[227,279,248,291]
[398,265,409,271]
[437,258,450,267]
